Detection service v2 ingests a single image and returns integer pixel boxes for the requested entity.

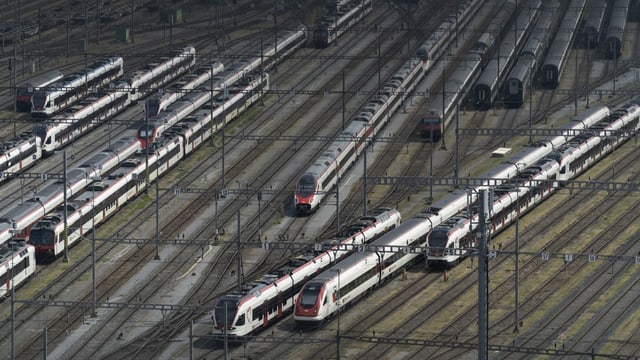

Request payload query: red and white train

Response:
[212,208,401,337]
[28,71,269,261]
[0,136,142,247]
[16,70,64,112]
[31,57,124,118]
[0,241,36,297]
[292,102,631,322]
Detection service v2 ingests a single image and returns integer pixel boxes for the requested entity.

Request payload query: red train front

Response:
[419,109,443,141]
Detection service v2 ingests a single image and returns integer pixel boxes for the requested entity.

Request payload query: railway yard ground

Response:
[0,0,639,359]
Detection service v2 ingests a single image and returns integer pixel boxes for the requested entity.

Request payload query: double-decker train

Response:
[15,70,64,112]
[0,136,141,246]
[212,208,401,337]
[0,133,42,179]
[31,57,124,118]
[33,46,199,155]
[293,101,635,323]
[137,27,306,148]
[0,241,36,297]
[28,71,269,261]
[428,102,640,266]
[144,62,225,119]
[294,0,482,214]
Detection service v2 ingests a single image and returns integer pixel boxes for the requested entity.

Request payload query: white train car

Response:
[0,134,42,179]
[0,136,141,246]
[144,62,224,119]
[294,57,423,214]
[0,242,36,297]
[428,102,640,267]
[213,208,401,337]
[31,57,124,118]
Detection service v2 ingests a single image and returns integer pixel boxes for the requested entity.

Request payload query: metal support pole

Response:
[336,268,342,360]
[63,150,69,263]
[514,200,520,333]
[91,183,97,317]
[11,253,15,360]
[363,134,368,217]
[189,320,193,360]
[478,189,489,360]
[342,70,345,130]
[237,210,242,293]
[43,326,47,360]
[155,172,160,261]
[257,191,262,241]
[336,163,340,233]
[574,41,578,115]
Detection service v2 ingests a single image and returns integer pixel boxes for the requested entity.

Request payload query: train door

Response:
[262,301,268,327]
[277,292,283,317]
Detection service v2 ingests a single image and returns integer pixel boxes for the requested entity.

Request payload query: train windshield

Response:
[428,228,449,249]
[214,298,239,326]
[29,229,55,245]
[31,91,48,108]
[297,175,316,198]
[299,282,322,308]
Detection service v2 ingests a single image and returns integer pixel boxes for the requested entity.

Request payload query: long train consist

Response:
[28,71,269,261]
[294,0,482,214]
[604,0,630,59]
[31,57,125,118]
[581,0,607,49]
[211,208,401,337]
[0,46,197,185]
[312,0,372,48]
[473,0,542,109]
[540,0,587,89]
[137,27,306,147]
[0,134,42,178]
[0,241,36,297]
[16,70,64,112]
[503,1,562,108]
[34,55,212,156]
[419,0,521,139]
[143,62,225,119]
[0,136,141,246]
[428,102,640,266]
[293,102,634,323]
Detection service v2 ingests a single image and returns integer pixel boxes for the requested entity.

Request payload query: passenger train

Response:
[0,241,36,297]
[212,208,401,337]
[28,71,269,261]
[34,57,212,156]
[473,0,542,109]
[137,27,306,148]
[540,0,586,89]
[294,0,481,214]
[415,0,482,71]
[2,46,197,185]
[16,70,64,112]
[503,1,562,108]
[293,102,634,323]
[312,0,372,48]
[0,133,42,180]
[0,136,142,246]
[604,0,629,59]
[428,102,640,266]
[144,62,224,119]
[419,0,523,139]
[31,57,124,118]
